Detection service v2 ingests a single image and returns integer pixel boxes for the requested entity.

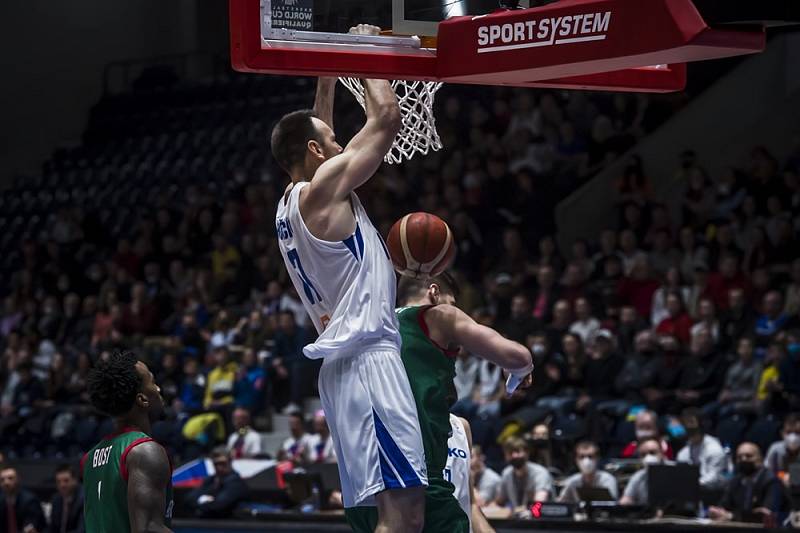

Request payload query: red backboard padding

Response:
[517,64,687,93]
[436,0,763,86]
[229,0,764,92]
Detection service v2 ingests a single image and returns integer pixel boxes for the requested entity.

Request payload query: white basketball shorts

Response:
[318,346,428,507]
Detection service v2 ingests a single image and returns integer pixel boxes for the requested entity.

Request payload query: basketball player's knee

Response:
[405,503,425,533]
[376,486,425,532]
[398,487,425,532]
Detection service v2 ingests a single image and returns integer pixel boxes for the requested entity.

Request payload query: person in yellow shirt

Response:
[757,342,783,403]
[204,343,239,409]
[211,234,241,284]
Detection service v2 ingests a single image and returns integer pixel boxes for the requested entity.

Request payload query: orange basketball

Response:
[387,212,456,279]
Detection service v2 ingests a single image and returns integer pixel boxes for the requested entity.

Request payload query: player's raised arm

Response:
[429,304,532,374]
[304,25,401,205]
[127,441,173,533]
[313,77,336,130]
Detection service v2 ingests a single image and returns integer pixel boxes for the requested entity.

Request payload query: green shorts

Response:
[344,479,469,533]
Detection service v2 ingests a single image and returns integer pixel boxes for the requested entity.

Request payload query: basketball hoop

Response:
[338,78,443,165]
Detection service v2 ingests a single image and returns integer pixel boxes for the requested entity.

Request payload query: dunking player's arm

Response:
[127,441,173,533]
[459,417,496,533]
[424,304,532,377]
[300,27,401,242]
[313,77,335,131]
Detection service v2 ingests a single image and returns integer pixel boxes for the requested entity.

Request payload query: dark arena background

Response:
[3,0,800,532]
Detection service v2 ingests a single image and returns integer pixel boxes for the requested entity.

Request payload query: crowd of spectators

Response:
[0,462,82,533]
[0,77,678,461]
[438,138,800,522]
[0,72,799,524]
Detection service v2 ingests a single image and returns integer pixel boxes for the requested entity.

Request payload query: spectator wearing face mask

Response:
[495,437,553,509]
[765,413,800,479]
[558,441,618,503]
[709,442,788,524]
[621,410,674,459]
[495,334,565,442]
[620,437,671,505]
[527,424,562,477]
[675,408,728,490]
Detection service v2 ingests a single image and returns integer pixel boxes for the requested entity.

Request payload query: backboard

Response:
[231,0,766,92]
[262,1,507,39]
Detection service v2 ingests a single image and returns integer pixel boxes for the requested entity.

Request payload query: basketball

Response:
[387,212,456,279]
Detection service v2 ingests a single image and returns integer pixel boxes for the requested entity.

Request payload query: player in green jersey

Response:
[82,351,173,533]
[346,273,533,532]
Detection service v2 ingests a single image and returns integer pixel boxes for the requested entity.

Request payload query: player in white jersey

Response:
[270,24,426,532]
[446,415,496,533]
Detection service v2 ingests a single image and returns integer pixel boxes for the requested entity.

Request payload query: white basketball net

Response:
[338,78,443,165]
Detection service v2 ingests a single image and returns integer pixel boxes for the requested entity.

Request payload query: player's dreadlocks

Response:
[87,351,142,417]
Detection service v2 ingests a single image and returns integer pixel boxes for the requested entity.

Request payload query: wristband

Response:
[505,362,534,395]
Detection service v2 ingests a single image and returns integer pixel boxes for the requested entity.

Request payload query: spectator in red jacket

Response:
[708,254,750,310]
[617,257,659,319]
[560,262,588,306]
[120,282,157,336]
[656,290,694,346]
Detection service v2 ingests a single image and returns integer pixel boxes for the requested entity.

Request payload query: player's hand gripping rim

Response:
[349,24,382,36]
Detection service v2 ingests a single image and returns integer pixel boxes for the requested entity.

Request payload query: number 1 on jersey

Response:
[97,480,102,500]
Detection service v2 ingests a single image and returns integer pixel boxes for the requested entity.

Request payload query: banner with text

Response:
[271,0,314,31]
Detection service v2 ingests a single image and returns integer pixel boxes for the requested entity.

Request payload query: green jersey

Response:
[396,305,459,479]
[82,427,173,533]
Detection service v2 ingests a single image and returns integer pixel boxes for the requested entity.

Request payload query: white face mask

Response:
[642,453,661,465]
[785,432,800,451]
[578,457,597,474]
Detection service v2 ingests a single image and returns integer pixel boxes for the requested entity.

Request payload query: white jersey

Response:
[446,414,472,530]
[275,182,400,360]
